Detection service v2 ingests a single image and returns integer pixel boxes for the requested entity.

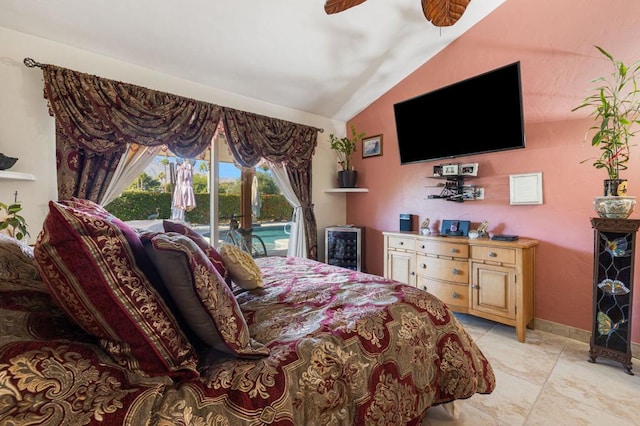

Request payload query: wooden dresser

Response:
[383,231,538,342]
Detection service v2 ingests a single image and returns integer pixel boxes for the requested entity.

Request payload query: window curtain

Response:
[34,61,321,259]
[99,143,162,206]
[267,161,307,257]
[222,108,319,259]
[41,64,221,201]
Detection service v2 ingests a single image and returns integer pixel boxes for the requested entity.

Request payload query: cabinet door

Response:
[387,250,415,286]
[471,262,516,319]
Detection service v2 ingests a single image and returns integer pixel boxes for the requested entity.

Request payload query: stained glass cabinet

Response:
[589,218,639,375]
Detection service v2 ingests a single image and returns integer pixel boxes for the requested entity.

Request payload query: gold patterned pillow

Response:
[0,234,43,290]
[219,244,263,290]
[34,201,199,380]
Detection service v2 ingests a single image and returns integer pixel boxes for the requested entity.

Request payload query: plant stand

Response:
[589,218,639,375]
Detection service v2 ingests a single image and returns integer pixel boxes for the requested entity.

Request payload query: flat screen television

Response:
[394,61,525,165]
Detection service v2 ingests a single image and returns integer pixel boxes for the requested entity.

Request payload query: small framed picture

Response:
[460,163,478,176]
[510,172,543,205]
[442,163,459,176]
[362,134,383,158]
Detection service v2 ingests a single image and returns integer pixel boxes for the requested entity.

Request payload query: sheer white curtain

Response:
[99,143,162,206]
[267,161,307,258]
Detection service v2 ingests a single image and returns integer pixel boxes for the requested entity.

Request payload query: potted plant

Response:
[329,124,365,188]
[0,202,29,241]
[573,46,640,218]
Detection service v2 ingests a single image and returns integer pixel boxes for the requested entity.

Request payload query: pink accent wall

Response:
[347,0,640,343]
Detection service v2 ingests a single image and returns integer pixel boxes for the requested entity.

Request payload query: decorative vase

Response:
[0,153,18,171]
[593,196,636,219]
[603,179,628,196]
[338,170,357,188]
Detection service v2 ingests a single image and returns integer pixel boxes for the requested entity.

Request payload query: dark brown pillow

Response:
[163,220,231,287]
[143,232,269,358]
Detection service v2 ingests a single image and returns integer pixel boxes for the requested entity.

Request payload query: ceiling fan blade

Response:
[421,0,471,27]
[325,0,367,15]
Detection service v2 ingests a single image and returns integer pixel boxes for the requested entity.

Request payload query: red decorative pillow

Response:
[163,220,231,287]
[60,198,162,285]
[34,201,199,379]
[60,199,202,344]
[142,232,269,358]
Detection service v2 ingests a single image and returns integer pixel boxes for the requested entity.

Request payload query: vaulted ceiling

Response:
[0,0,504,121]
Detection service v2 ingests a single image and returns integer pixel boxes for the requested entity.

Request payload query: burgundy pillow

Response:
[60,198,162,286]
[163,220,231,287]
[142,232,269,358]
[60,199,202,341]
[34,201,199,379]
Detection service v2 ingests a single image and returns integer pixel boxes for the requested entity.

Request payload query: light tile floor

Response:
[423,314,640,425]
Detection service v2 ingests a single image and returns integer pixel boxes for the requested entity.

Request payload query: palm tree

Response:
[157,171,166,191]
[198,159,210,193]
[160,156,170,187]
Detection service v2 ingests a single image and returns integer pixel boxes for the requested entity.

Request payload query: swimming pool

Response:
[204,222,290,255]
[251,223,290,246]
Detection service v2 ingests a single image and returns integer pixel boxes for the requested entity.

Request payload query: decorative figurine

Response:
[420,218,431,235]
[476,220,489,238]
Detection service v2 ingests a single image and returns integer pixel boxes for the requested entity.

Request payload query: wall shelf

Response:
[325,188,369,193]
[426,175,482,202]
[0,171,36,181]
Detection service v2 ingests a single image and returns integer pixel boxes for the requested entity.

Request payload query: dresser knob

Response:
[420,263,426,269]
[452,268,459,275]
[452,292,460,299]
[399,242,404,246]
[451,248,458,253]
[420,244,426,249]
[488,252,497,257]
[410,272,415,276]
[471,284,479,289]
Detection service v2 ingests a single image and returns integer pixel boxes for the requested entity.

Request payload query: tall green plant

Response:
[329,124,365,171]
[573,46,640,180]
[0,202,29,241]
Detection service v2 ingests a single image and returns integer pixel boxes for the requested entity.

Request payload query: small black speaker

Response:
[399,214,413,231]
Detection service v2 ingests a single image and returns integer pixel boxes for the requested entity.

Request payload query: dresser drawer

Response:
[471,246,516,264]
[418,277,468,307]
[420,240,468,258]
[418,255,468,284]
[387,235,415,251]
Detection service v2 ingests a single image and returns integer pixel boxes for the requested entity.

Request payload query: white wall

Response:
[0,26,346,257]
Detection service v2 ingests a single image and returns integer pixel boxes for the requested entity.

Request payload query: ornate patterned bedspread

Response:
[154,257,495,425]
[0,254,494,425]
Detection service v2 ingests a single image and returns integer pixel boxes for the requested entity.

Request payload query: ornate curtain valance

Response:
[26,58,321,258]
[40,63,222,159]
[222,108,319,168]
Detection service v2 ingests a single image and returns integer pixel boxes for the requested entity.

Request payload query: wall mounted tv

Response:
[394,61,525,165]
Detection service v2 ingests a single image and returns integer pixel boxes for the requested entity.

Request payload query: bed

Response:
[0,199,495,425]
